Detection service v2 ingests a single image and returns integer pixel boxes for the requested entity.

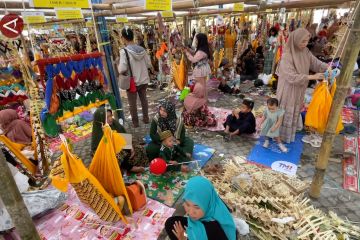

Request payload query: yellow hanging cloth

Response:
[89,126,130,200]
[218,48,224,68]
[50,134,130,223]
[224,29,235,61]
[173,55,187,90]
[0,135,36,174]
[213,49,219,75]
[251,39,259,51]
[305,82,343,134]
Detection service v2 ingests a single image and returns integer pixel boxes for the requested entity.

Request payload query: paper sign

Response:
[29,0,90,8]
[266,9,273,13]
[161,11,173,18]
[145,0,172,11]
[55,8,83,20]
[233,2,244,12]
[116,15,128,23]
[21,11,46,24]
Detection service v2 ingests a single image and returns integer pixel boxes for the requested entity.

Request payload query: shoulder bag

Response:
[118,48,137,93]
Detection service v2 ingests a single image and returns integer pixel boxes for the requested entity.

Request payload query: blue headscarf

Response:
[183,176,236,240]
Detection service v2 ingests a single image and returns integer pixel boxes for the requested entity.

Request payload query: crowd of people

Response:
[0,17,348,240]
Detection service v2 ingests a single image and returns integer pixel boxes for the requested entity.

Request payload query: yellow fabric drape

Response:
[305,82,343,134]
[173,55,187,90]
[213,49,224,74]
[216,49,224,68]
[224,30,236,61]
[50,132,130,223]
[89,126,129,198]
[0,135,36,174]
[251,39,259,51]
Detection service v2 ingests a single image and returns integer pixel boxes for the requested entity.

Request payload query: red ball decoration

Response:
[149,158,167,175]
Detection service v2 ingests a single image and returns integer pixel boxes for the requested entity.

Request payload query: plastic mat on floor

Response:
[205,107,232,131]
[125,170,197,207]
[34,186,175,240]
[140,136,216,206]
[247,134,304,176]
[143,135,215,168]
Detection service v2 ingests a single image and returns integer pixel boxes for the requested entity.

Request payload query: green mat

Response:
[125,170,198,207]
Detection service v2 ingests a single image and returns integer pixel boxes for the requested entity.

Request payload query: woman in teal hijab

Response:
[165,176,236,240]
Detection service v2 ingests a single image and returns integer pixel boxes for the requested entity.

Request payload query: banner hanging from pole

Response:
[145,0,172,11]
[116,15,129,23]
[55,8,84,20]
[233,2,244,12]
[161,11,174,18]
[21,11,46,24]
[29,0,90,8]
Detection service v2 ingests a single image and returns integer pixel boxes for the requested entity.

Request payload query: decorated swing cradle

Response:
[33,52,135,223]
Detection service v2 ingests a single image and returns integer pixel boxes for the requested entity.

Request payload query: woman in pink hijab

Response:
[276,28,328,143]
[0,109,32,144]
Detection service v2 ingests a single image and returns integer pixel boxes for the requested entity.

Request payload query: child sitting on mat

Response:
[260,98,288,153]
[223,98,256,141]
[218,58,240,94]
[159,130,190,172]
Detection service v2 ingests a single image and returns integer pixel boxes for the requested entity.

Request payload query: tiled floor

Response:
[64,85,360,239]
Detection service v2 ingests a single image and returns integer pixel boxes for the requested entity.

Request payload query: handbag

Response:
[125,180,147,211]
[118,48,137,93]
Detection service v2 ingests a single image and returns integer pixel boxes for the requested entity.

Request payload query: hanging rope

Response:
[90,1,101,52]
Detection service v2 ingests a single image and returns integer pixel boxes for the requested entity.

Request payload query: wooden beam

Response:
[0,0,352,19]
[309,0,360,198]
[95,0,353,17]
[0,151,40,240]
[0,1,110,10]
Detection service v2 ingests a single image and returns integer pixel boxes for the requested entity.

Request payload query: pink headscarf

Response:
[0,109,32,144]
[283,28,312,74]
[184,79,207,113]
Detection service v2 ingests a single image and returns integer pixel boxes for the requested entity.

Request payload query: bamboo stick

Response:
[0,151,40,240]
[309,0,360,198]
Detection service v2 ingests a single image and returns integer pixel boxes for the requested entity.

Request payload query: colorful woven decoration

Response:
[36,53,116,137]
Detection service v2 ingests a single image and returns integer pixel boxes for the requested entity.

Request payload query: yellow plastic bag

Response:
[305,82,343,134]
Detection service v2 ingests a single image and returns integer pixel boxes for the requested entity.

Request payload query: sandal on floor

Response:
[310,138,322,148]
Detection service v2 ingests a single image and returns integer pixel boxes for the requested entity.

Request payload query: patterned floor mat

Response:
[34,186,175,240]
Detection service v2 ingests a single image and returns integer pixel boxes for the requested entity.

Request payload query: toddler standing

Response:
[260,98,288,153]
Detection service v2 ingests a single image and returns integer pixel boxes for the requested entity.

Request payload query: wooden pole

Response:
[309,0,360,198]
[0,151,40,240]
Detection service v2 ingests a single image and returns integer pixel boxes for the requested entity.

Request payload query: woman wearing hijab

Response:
[182,33,216,128]
[146,100,194,161]
[276,28,328,143]
[0,109,32,145]
[91,107,148,173]
[165,176,236,240]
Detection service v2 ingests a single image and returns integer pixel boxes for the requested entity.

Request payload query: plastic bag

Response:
[233,217,250,235]
[305,82,343,133]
